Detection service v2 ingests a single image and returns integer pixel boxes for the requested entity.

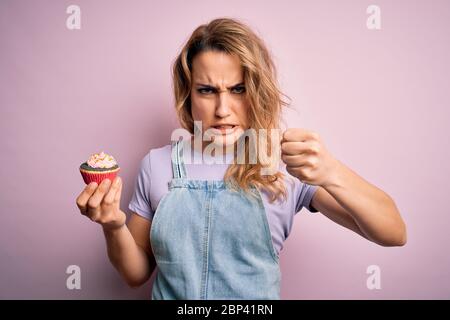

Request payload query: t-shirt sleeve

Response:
[296,183,319,213]
[128,152,154,220]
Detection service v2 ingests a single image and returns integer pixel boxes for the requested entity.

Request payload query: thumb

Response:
[114,177,122,204]
[280,129,288,145]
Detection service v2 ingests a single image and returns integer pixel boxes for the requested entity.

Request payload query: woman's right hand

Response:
[76,177,126,231]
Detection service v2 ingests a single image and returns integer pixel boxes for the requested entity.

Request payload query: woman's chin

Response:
[209,135,237,147]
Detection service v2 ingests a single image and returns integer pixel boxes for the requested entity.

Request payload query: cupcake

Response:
[79,151,120,185]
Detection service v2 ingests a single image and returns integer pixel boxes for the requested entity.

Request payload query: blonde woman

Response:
[76,18,407,300]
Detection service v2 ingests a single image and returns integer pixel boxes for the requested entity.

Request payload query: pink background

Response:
[1,0,449,299]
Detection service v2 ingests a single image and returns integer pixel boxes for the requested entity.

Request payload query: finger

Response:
[101,178,122,224]
[286,165,302,179]
[87,179,112,216]
[281,141,309,155]
[103,177,121,206]
[76,182,98,215]
[281,154,309,167]
[114,177,123,204]
[282,128,318,142]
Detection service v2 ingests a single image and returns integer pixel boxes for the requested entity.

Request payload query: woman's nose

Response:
[215,91,231,118]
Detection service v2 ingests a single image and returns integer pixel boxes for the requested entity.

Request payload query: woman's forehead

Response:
[192,51,243,84]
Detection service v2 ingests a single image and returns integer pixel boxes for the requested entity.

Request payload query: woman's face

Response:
[190,50,249,148]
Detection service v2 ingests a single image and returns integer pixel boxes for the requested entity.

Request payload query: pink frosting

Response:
[87,151,118,169]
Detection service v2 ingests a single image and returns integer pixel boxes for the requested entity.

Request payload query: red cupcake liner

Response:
[80,168,120,185]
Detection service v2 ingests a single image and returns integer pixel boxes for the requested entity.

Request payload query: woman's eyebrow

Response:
[194,82,245,89]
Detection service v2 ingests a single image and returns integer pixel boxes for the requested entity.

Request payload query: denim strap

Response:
[171,140,187,179]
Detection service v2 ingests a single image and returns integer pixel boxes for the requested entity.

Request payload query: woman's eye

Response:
[198,88,213,94]
[197,87,245,95]
[232,86,246,94]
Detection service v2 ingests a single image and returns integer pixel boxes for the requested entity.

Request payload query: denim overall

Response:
[149,140,281,299]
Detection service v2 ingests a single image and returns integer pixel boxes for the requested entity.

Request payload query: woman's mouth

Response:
[210,125,238,134]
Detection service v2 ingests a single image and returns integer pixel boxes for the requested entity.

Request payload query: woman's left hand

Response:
[280,128,340,187]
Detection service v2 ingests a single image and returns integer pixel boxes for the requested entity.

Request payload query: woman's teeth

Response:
[214,125,234,129]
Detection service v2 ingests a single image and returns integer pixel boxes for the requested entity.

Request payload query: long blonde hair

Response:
[172,17,291,202]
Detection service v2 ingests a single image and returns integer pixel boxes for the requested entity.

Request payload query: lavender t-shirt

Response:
[128,144,319,256]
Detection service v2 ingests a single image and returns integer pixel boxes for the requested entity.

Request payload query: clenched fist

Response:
[76,177,126,230]
[281,128,340,187]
